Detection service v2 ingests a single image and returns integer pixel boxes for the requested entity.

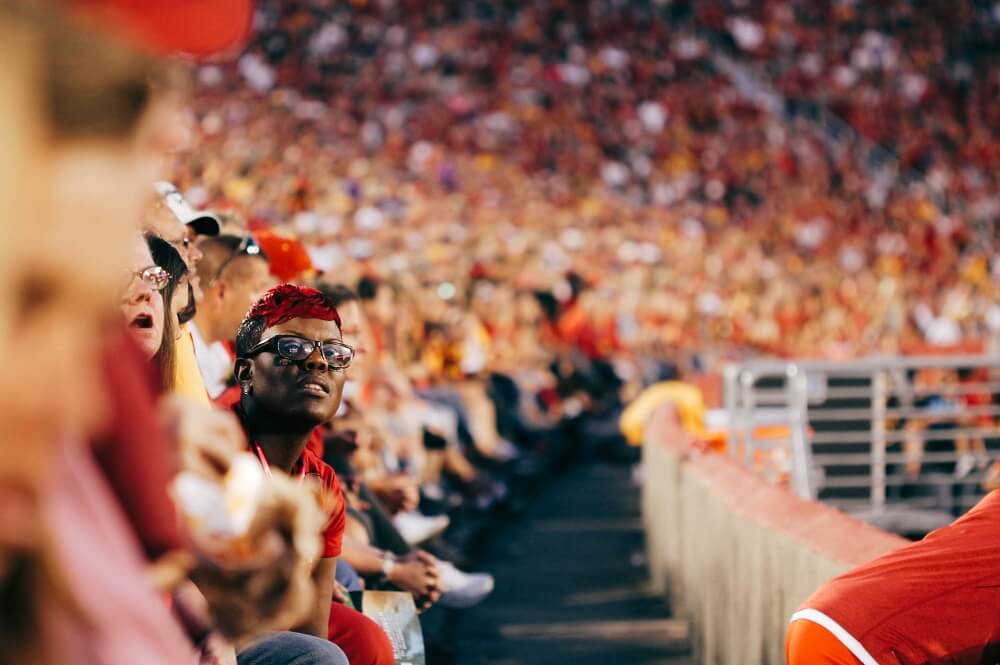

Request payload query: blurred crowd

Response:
[708,0,999,189]
[173,0,1000,366]
[2,0,999,664]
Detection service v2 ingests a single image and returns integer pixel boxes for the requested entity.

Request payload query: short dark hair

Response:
[317,283,358,308]
[235,315,268,359]
[196,234,269,287]
[356,276,379,301]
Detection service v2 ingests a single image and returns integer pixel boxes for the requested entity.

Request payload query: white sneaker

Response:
[438,561,494,609]
[393,512,450,545]
[976,451,991,470]
[421,482,445,502]
[491,438,521,463]
[955,453,976,479]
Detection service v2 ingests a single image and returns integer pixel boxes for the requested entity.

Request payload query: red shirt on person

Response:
[276,442,345,559]
[218,393,346,559]
[217,391,392,664]
[796,490,1000,664]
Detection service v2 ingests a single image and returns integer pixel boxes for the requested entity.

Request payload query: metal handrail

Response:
[806,405,1000,422]
[736,354,1000,373]
[814,451,986,465]
[724,355,1000,519]
[810,428,1000,445]
[797,382,1000,402]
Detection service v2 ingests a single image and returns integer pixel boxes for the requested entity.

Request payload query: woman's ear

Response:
[234,358,253,395]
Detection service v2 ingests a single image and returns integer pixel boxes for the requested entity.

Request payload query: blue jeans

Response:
[336,559,363,592]
[237,632,349,665]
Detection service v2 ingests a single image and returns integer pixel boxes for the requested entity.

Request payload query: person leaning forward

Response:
[787,490,1000,665]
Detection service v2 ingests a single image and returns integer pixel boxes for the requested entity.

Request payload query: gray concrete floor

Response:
[451,462,692,665]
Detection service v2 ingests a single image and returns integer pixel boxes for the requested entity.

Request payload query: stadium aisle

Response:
[452,462,692,664]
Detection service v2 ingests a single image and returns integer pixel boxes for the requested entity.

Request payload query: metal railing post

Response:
[787,365,815,500]
[723,364,740,459]
[740,370,757,467]
[870,370,888,511]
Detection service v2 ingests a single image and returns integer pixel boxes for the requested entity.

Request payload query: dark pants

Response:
[237,631,349,665]
[348,483,413,557]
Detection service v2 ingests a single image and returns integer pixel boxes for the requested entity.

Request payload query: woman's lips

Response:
[298,378,330,396]
[127,310,155,329]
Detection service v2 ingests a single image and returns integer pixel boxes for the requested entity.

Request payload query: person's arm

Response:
[172,580,237,665]
[147,548,195,591]
[340,537,395,576]
[364,475,419,514]
[300,557,337,638]
[340,537,440,604]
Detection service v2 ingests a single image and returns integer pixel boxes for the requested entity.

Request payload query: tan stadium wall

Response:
[642,404,907,665]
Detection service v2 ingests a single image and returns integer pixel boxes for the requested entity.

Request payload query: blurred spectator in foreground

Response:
[0,4,172,662]
[1,3,351,665]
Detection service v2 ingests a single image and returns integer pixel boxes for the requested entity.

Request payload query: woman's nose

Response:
[126,279,155,304]
[302,345,329,372]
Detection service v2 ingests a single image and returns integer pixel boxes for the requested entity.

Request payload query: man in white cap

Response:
[150,180,220,300]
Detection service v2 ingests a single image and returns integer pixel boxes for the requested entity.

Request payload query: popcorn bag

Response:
[172,453,327,641]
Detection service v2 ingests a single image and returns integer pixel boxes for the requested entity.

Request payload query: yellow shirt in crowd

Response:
[619,381,706,446]
[173,327,210,406]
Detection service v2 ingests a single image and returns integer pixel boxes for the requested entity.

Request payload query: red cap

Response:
[253,229,315,283]
[70,0,254,58]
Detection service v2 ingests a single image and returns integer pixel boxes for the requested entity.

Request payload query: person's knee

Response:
[328,606,394,665]
[292,636,350,665]
[366,618,395,665]
[237,631,349,665]
[345,614,395,665]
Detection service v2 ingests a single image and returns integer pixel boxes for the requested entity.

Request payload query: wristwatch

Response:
[380,551,396,579]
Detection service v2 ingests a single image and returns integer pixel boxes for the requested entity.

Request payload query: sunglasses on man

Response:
[207,234,263,288]
[244,334,354,370]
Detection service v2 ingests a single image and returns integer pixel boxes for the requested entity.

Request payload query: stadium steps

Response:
[450,461,692,664]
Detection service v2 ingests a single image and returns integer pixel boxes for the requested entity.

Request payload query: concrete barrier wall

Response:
[642,405,907,665]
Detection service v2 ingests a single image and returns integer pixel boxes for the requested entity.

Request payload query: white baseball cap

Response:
[154,181,220,236]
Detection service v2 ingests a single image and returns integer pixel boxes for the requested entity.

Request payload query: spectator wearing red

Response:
[787,490,1000,664]
[231,284,393,665]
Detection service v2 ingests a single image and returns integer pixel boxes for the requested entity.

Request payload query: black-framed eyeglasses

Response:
[129,265,171,291]
[245,335,354,369]
[207,235,262,288]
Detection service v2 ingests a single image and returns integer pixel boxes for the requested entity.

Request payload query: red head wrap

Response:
[244,284,341,330]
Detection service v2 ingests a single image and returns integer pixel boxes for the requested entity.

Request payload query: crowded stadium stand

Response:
[3,0,1000,664]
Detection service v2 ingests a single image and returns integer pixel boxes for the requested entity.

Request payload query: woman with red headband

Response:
[231,284,394,665]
